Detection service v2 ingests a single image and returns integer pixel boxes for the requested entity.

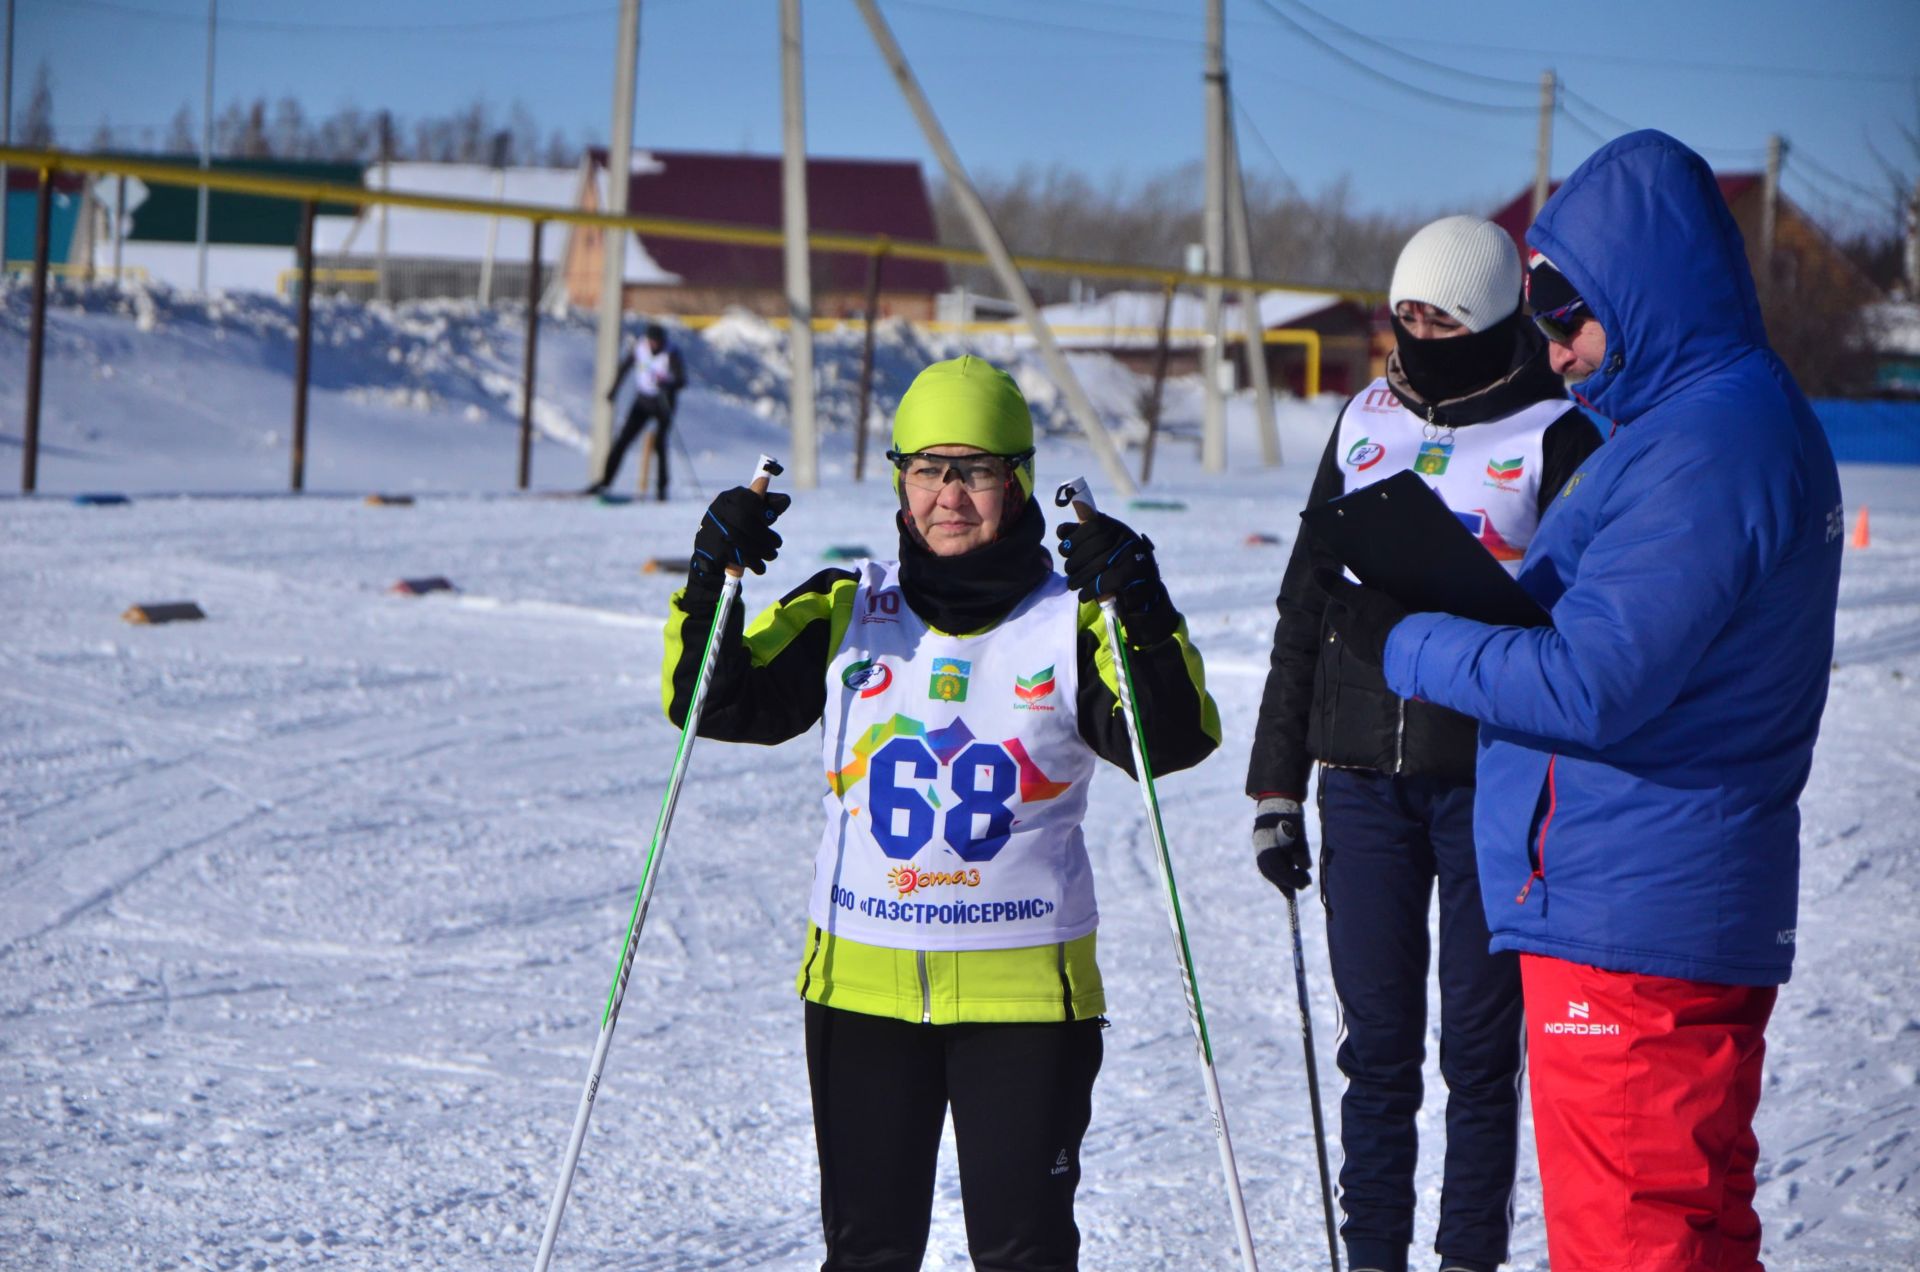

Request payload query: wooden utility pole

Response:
[1225,111,1278,464]
[780,0,818,489]
[1201,0,1227,473]
[1533,70,1555,216]
[1760,133,1784,299]
[852,0,1135,493]
[589,0,642,486]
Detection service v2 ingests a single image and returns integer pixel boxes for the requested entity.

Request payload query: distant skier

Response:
[590,323,687,499]
[661,356,1220,1270]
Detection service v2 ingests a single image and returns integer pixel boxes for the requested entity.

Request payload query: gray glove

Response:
[1253,797,1312,895]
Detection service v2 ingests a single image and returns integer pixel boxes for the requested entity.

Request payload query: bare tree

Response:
[165,104,197,155]
[21,60,54,148]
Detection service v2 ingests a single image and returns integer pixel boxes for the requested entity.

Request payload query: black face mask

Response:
[897,494,1052,635]
[1392,310,1525,406]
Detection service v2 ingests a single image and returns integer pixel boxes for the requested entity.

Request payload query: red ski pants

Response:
[1520,954,1777,1271]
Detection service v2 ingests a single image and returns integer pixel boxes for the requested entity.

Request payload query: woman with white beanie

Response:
[1245,215,1602,1272]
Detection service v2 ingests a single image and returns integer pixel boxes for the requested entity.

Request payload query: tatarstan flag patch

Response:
[1486,456,1524,483]
[1014,666,1056,705]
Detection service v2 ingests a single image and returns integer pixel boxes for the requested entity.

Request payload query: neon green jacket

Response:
[662,565,1219,1025]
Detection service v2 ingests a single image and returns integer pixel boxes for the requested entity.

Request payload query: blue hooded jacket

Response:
[1381,131,1843,986]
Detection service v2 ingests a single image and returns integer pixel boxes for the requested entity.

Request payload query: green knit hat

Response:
[891,356,1035,496]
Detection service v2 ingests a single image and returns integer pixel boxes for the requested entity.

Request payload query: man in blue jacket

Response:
[1322,131,1844,1270]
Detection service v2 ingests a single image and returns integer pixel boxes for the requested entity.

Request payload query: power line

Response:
[889,0,1200,49]
[1245,0,1534,117]
[1261,0,1537,93]
[1557,82,1765,162]
[1790,148,1902,212]
[1360,34,1916,86]
[63,0,623,34]
[1782,168,1898,232]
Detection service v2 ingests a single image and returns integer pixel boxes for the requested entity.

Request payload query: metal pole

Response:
[480,131,506,305]
[1140,281,1174,487]
[852,0,1136,494]
[590,0,643,486]
[1532,70,1555,217]
[197,0,216,293]
[1225,111,1278,464]
[1200,0,1227,473]
[519,220,543,490]
[532,456,783,1272]
[1287,894,1342,1272]
[1760,133,1784,301]
[376,112,391,304]
[1058,476,1259,1271]
[0,0,13,276]
[780,0,818,489]
[853,246,884,482]
[290,199,314,492]
[20,164,49,493]
[112,173,125,285]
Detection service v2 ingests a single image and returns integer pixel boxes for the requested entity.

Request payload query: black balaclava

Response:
[897,491,1052,635]
[1392,308,1528,407]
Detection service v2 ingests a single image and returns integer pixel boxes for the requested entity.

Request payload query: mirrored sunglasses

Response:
[1532,298,1590,345]
[886,450,1031,494]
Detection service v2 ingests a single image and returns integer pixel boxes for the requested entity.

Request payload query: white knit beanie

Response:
[1388,215,1522,333]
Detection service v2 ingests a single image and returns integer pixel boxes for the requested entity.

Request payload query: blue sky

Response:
[17,0,1920,238]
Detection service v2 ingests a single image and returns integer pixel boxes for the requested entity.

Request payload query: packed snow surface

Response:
[2,285,1917,1269]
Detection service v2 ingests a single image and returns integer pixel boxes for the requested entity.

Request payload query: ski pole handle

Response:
[725,453,785,580]
[1055,477,1121,606]
[1054,476,1097,524]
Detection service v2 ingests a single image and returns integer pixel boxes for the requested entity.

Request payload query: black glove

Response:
[688,486,792,595]
[1316,568,1409,667]
[1055,513,1179,645]
[1253,796,1312,895]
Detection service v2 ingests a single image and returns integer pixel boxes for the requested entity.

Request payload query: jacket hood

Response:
[1527,130,1768,424]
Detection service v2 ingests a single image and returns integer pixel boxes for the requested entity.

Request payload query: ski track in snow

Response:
[2,287,1918,1269]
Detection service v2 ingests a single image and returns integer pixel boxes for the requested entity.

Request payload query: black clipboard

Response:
[1299,469,1552,628]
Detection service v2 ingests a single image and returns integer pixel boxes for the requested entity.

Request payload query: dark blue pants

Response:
[1319,768,1523,1272]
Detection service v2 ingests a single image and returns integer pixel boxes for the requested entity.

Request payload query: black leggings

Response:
[600,395,673,497]
[805,1001,1104,1272]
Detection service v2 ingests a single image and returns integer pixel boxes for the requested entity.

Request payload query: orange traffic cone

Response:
[1851,506,1871,549]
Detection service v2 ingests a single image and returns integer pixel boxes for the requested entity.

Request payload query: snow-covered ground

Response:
[2,285,1917,1269]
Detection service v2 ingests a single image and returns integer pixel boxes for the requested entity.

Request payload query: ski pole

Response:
[1055,477,1259,1272]
[1287,891,1341,1272]
[532,453,784,1272]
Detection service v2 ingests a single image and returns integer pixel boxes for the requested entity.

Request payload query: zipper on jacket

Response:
[1516,754,1557,904]
[917,949,932,1024]
[1393,698,1407,774]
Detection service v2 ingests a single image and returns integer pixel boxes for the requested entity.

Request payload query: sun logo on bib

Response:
[929,657,971,702]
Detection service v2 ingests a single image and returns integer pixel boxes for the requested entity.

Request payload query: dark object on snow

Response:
[821,544,873,561]
[642,557,694,575]
[74,493,131,507]
[365,493,415,507]
[389,577,456,596]
[122,601,205,624]
[1244,532,1281,546]
[1128,498,1187,512]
